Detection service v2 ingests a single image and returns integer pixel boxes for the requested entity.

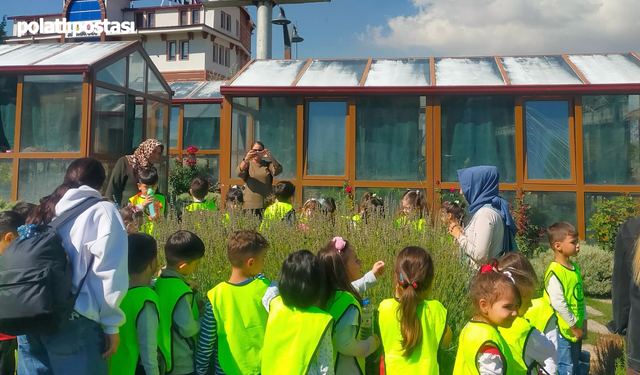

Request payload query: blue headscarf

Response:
[457,166,518,254]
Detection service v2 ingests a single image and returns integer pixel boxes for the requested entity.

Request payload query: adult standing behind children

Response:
[105,139,164,207]
[235,142,282,218]
[20,158,129,375]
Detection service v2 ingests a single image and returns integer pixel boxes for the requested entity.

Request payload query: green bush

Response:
[0,199,17,211]
[587,194,640,252]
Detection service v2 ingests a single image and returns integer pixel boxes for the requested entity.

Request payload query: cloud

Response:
[366,0,640,55]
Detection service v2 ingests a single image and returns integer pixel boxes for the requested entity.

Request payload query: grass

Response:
[584,297,613,347]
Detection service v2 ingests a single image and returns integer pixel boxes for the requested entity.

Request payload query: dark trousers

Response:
[0,338,17,375]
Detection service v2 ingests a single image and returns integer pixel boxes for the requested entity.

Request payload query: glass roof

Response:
[231,60,306,87]
[296,59,368,86]
[501,56,582,85]
[0,44,71,66]
[0,42,135,68]
[364,59,430,86]
[190,81,224,99]
[170,81,205,99]
[435,58,505,86]
[36,42,130,65]
[567,54,640,84]
[169,81,224,99]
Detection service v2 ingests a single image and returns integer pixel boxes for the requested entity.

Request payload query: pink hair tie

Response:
[332,237,346,253]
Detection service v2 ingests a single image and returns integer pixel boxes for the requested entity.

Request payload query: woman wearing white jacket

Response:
[19,158,128,375]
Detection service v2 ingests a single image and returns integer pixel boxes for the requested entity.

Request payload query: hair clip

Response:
[412,282,418,289]
[399,272,405,284]
[372,193,377,198]
[480,261,500,275]
[443,201,450,205]
[454,200,460,205]
[415,190,420,195]
[332,237,346,253]
[503,270,516,284]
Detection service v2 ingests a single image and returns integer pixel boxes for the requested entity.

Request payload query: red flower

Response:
[449,187,456,192]
[436,180,440,185]
[186,158,196,167]
[186,145,199,155]
[345,187,353,194]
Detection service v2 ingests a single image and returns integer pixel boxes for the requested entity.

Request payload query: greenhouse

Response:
[218,54,640,238]
[0,41,171,203]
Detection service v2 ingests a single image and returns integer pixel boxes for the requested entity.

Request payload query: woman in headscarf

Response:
[447,165,518,267]
[105,139,163,207]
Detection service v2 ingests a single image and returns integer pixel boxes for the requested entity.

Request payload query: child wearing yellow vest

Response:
[185,177,216,213]
[261,181,296,230]
[497,253,558,375]
[195,230,271,375]
[378,246,452,375]
[261,250,334,375]
[120,205,145,234]
[154,230,205,375]
[544,222,588,375]
[110,233,168,375]
[453,262,520,375]
[129,168,165,235]
[394,190,428,231]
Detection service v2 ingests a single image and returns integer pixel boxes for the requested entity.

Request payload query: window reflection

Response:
[170,106,179,149]
[307,102,346,176]
[0,75,17,153]
[18,159,73,203]
[147,101,167,154]
[183,104,220,150]
[524,191,577,230]
[525,101,571,180]
[94,87,125,154]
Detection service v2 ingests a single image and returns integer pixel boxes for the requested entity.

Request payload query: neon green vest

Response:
[110,287,168,375]
[524,298,555,334]
[326,291,364,374]
[394,217,426,231]
[207,278,270,375]
[378,298,447,375]
[261,296,334,375]
[498,317,536,375]
[185,201,216,212]
[544,261,585,342]
[154,276,199,373]
[264,201,292,220]
[453,321,516,375]
[129,193,166,235]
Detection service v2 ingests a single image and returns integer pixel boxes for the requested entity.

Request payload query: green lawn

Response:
[584,297,613,346]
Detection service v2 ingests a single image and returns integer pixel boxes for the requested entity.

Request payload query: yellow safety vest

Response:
[129,193,166,235]
[185,201,216,212]
[544,261,585,342]
[499,317,537,375]
[394,216,426,231]
[453,321,516,375]
[524,298,555,334]
[325,291,364,374]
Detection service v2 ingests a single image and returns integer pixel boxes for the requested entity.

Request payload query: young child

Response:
[353,192,384,225]
[129,168,165,234]
[497,253,558,375]
[155,230,205,375]
[110,233,168,375]
[223,186,244,227]
[11,202,36,219]
[378,246,452,374]
[185,177,216,212]
[195,230,270,375]
[120,205,145,234]
[261,250,334,375]
[318,237,383,374]
[394,190,429,230]
[440,200,466,228]
[453,262,520,375]
[263,181,296,223]
[301,197,337,220]
[544,222,588,375]
[0,211,25,375]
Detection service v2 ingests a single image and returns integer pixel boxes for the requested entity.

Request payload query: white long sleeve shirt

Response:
[458,207,504,268]
[55,186,128,334]
[546,274,587,328]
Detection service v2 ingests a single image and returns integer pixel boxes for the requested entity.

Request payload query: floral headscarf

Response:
[126,139,163,175]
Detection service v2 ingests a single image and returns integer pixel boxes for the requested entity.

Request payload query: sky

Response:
[2,0,639,59]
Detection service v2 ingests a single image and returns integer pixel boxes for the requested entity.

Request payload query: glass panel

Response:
[190,82,223,99]
[21,75,82,152]
[364,59,430,87]
[307,102,346,176]
[147,101,167,152]
[356,96,426,181]
[0,75,17,153]
[170,106,180,149]
[155,161,168,195]
[183,104,220,150]
[147,67,169,99]
[181,154,219,183]
[435,58,505,86]
[0,44,70,66]
[181,41,189,60]
[584,193,640,240]
[94,87,126,154]
[35,42,130,66]
[296,60,368,87]
[132,97,143,151]
[18,159,73,203]
[170,81,201,99]
[302,186,344,202]
[500,190,517,206]
[355,188,428,215]
[128,51,146,92]
[97,57,126,87]
[525,101,571,180]
[568,54,640,84]
[230,98,251,178]
[501,56,582,85]
[524,191,577,231]
[232,60,308,87]
[583,95,640,185]
[0,160,12,201]
[441,96,516,183]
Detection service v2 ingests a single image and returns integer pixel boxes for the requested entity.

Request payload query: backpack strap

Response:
[49,197,103,230]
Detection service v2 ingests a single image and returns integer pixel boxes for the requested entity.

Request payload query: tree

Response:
[0,16,7,44]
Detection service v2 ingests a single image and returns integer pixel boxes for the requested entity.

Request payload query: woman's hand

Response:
[448,222,464,238]
[245,149,258,161]
[263,149,272,158]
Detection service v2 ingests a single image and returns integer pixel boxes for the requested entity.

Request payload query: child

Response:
[353,192,384,225]
[129,168,165,233]
[544,222,588,375]
[453,262,520,375]
[185,177,216,212]
[225,186,243,210]
[318,237,383,374]
[394,190,429,230]
[155,230,205,375]
[302,197,336,220]
[120,205,145,234]
[195,230,270,375]
[11,202,36,219]
[110,233,168,375]
[0,211,25,375]
[497,253,558,375]
[378,246,452,374]
[263,181,295,223]
[440,200,466,228]
[261,250,334,375]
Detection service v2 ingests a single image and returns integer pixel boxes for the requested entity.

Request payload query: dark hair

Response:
[0,211,26,236]
[394,246,435,357]
[251,141,265,150]
[11,202,36,219]
[164,230,205,266]
[440,200,466,226]
[278,250,326,309]
[274,181,295,201]
[317,239,362,307]
[359,192,385,221]
[138,168,158,186]
[190,177,209,200]
[398,190,429,219]
[226,186,244,204]
[120,204,143,224]
[128,233,157,274]
[302,197,336,218]
[470,261,521,315]
[547,222,578,247]
[498,252,537,295]
[227,230,269,268]
[28,158,106,225]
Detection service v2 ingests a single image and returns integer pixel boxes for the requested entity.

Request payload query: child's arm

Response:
[334,306,379,358]
[351,261,384,294]
[524,328,558,375]
[262,281,279,312]
[174,294,201,339]
[477,345,504,375]
[546,275,580,335]
[137,302,160,375]
[195,300,217,375]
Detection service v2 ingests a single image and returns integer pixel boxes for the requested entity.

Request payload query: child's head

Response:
[359,192,384,220]
[302,197,336,219]
[225,185,244,209]
[498,252,537,316]
[317,237,362,304]
[137,168,159,194]
[127,233,158,279]
[227,230,269,277]
[274,181,295,203]
[12,202,36,219]
[278,249,326,309]
[440,200,466,226]
[393,246,435,357]
[0,211,25,255]
[547,222,579,258]
[470,261,521,328]
[399,190,429,218]
[164,230,205,275]
[190,177,210,201]
[120,205,144,234]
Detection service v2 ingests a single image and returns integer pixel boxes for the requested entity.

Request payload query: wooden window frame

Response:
[167,40,177,61]
[147,12,155,28]
[192,9,199,25]
[180,40,189,61]
[179,10,188,26]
